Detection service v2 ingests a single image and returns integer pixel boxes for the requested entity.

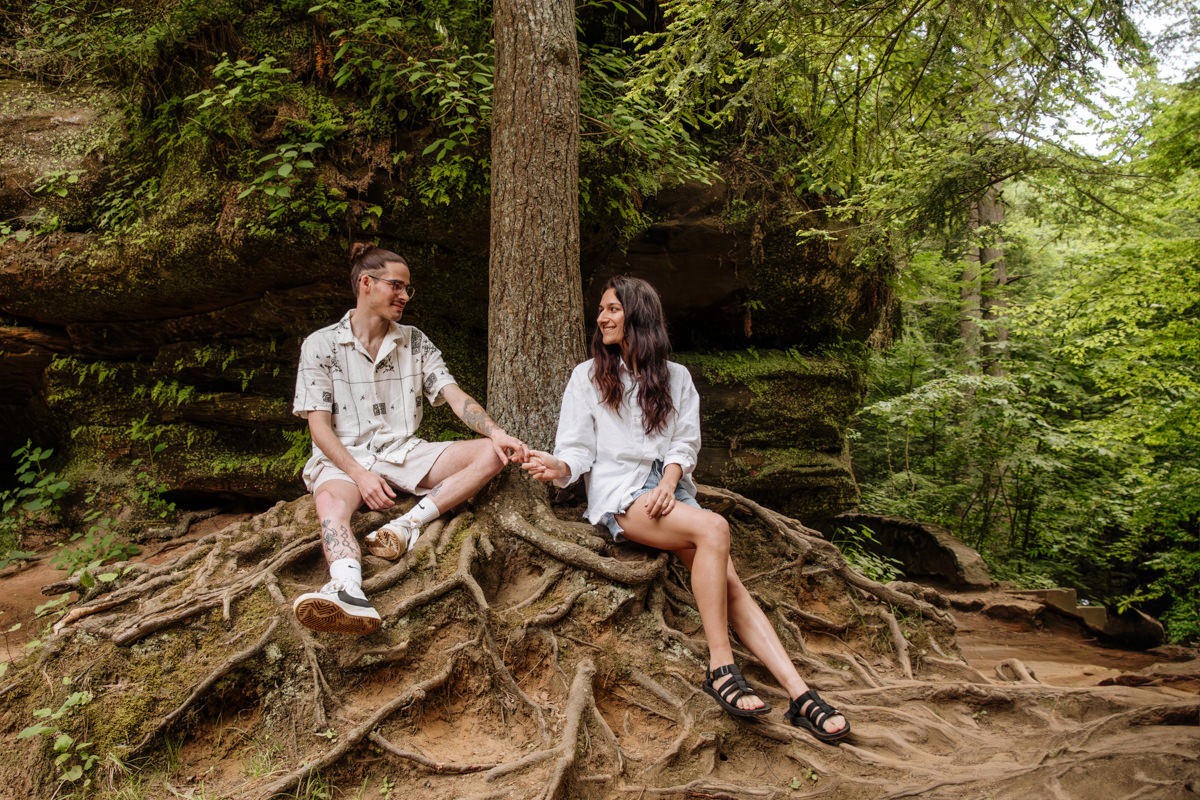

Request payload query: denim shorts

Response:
[600,459,701,540]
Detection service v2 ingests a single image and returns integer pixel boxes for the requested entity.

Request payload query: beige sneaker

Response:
[293,580,381,636]
[364,518,421,560]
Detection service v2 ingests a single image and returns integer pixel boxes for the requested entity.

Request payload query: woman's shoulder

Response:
[566,359,598,389]
[666,360,697,383]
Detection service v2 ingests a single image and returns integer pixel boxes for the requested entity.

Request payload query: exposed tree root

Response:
[368,731,497,774]
[240,659,457,800]
[6,482,1194,800]
[265,575,337,729]
[620,778,779,798]
[995,657,1040,683]
[132,618,280,753]
[141,507,222,542]
[695,484,954,628]
[872,606,913,679]
[628,668,695,776]
[485,659,596,799]
[500,507,668,584]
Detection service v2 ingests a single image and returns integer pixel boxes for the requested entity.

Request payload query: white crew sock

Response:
[400,496,441,528]
[329,558,363,592]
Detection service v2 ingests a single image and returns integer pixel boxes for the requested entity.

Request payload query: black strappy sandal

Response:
[785,688,850,743]
[702,664,772,719]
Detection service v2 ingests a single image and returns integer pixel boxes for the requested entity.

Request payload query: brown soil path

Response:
[2,522,1197,800]
[0,514,250,656]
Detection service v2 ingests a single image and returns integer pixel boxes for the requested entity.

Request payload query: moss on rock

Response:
[678,349,865,523]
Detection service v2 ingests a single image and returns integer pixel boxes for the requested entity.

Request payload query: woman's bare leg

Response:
[617,498,763,711]
[674,548,846,735]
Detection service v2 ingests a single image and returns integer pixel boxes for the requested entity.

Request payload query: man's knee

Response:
[314,484,359,522]
[475,440,506,476]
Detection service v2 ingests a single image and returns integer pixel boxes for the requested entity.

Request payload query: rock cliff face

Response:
[0,77,892,523]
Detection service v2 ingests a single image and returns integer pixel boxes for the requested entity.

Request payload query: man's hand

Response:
[355,470,396,510]
[521,450,570,483]
[489,429,529,464]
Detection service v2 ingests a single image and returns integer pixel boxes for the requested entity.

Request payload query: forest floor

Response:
[1,515,1197,800]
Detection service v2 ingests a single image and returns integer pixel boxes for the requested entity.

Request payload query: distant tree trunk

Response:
[959,202,982,372]
[486,0,584,449]
[978,186,1009,376]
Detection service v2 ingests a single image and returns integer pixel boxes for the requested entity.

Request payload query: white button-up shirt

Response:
[293,311,457,478]
[552,359,701,525]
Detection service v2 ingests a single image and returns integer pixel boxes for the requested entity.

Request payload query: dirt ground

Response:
[2,517,1197,800]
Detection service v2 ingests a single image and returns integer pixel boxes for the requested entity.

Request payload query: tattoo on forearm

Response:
[320,518,360,562]
[460,397,497,437]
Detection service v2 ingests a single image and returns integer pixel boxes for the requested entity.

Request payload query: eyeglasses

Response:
[367,274,416,297]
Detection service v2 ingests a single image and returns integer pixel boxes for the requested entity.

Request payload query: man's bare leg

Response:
[367,439,505,559]
[415,438,506,508]
[293,479,381,635]
[314,479,363,565]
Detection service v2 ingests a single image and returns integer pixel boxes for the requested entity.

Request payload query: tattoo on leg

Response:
[427,482,444,499]
[320,518,359,562]
[459,397,497,437]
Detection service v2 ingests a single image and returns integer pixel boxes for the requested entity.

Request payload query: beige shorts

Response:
[307,439,455,496]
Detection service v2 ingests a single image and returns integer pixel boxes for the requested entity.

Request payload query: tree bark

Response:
[959,201,982,372]
[978,185,1008,376]
[487,0,584,449]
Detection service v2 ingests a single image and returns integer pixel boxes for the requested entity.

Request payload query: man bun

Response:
[348,242,408,296]
[349,241,375,263]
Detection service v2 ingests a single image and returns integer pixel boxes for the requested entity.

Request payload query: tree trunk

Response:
[959,201,982,372]
[487,0,584,449]
[978,185,1009,376]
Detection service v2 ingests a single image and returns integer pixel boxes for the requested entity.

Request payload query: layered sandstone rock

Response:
[1,80,892,523]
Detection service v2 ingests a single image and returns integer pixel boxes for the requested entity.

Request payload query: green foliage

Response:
[0,441,71,556]
[51,529,140,576]
[32,168,86,198]
[181,54,292,144]
[854,73,1200,641]
[17,685,106,793]
[831,525,904,584]
[127,415,177,520]
[625,0,1146,258]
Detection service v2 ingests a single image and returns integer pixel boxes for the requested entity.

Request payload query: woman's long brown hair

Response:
[590,276,674,435]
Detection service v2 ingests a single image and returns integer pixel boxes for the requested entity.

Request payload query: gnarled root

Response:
[10,482,1191,800]
[995,657,1040,684]
[485,659,598,800]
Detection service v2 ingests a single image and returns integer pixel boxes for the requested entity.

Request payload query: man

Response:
[291,242,527,635]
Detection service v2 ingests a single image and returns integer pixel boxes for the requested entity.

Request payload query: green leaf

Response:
[53,733,73,752]
[78,571,95,589]
[62,765,83,781]
[277,162,293,178]
[17,723,52,739]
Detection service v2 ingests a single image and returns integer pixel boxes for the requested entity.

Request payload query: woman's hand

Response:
[521,450,571,483]
[642,481,677,519]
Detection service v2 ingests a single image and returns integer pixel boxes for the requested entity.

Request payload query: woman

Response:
[522,276,849,743]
